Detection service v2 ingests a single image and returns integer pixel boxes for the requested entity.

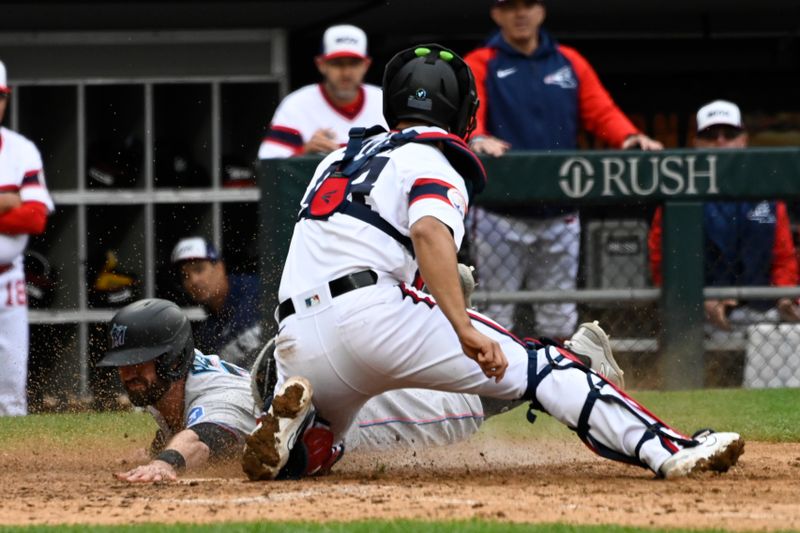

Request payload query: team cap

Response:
[696,100,743,132]
[0,61,10,94]
[171,237,220,264]
[321,25,368,60]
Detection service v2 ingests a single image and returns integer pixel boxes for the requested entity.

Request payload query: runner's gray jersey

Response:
[148,351,258,442]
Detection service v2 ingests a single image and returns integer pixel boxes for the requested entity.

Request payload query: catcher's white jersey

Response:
[149,351,483,451]
[0,126,54,416]
[258,83,387,159]
[275,126,490,449]
[279,126,469,300]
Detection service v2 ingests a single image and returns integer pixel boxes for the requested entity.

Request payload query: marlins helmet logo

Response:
[110,323,128,349]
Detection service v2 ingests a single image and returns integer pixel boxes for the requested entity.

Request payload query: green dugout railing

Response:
[259,147,800,389]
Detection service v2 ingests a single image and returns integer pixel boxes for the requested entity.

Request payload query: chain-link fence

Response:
[465,205,800,390]
[262,149,800,391]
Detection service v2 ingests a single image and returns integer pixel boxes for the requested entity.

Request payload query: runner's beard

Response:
[124,376,171,407]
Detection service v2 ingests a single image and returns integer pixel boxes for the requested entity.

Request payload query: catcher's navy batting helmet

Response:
[383,44,478,139]
[97,298,194,383]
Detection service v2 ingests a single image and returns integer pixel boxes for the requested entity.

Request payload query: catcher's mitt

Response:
[458,263,476,308]
[250,337,278,412]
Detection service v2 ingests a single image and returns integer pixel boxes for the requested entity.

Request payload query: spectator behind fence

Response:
[257,24,386,159]
[648,100,800,335]
[464,0,662,339]
[171,237,264,368]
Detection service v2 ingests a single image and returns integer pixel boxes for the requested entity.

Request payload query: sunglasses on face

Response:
[696,125,744,141]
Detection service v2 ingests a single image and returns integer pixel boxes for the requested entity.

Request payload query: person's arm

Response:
[258,124,304,159]
[0,192,21,214]
[770,202,800,321]
[0,200,48,235]
[770,202,799,286]
[464,48,491,140]
[647,207,664,286]
[303,128,340,155]
[559,45,662,151]
[114,428,210,483]
[410,216,507,382]
[257,94,308,159]
[464,47,511,157]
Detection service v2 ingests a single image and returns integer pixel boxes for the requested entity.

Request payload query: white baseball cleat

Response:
[659,431,745,479]
[242,376,315,481]
[564,320,625,388]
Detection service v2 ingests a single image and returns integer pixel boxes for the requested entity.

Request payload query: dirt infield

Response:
[1,436,798,530]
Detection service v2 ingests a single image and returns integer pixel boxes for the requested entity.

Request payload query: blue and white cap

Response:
[171,237,220,264]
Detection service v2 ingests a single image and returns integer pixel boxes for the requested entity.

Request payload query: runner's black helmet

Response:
[97,298,194,383]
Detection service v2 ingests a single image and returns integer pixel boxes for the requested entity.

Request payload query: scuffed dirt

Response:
[1,436,799,530]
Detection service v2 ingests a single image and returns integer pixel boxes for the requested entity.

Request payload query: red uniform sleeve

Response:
[648,207,664,286]
[0,201,48,235]
[558,45,639,148]
[464,47,495,139]
[770,201,799,286]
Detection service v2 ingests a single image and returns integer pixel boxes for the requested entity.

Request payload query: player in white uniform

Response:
[258,24,387,160]
[242,44,745,481]
[0,60,55,416]
[257,25,490,450]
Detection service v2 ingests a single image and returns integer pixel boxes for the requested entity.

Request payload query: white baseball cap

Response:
[696,100,743,132]
[0,60,10,94]
[171,237,220,264]
[321,25,368,61]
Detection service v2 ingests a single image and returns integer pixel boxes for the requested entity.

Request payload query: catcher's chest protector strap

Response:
[300,126,415,256]
[299,127,486,256]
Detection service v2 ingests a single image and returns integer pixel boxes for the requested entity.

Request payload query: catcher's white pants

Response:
[471,207,579,338]
[0,268,29,416]
[274,283,684,473]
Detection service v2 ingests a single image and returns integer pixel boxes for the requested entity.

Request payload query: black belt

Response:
[0,264,11,275]
[277,270,378,322]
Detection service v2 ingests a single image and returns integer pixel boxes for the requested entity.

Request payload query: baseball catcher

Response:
[241,43,743,482]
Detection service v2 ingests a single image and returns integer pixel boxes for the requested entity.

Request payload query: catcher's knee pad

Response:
[521,343,692,469]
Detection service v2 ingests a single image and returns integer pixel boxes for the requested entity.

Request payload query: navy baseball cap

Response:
[171,237,220,264]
